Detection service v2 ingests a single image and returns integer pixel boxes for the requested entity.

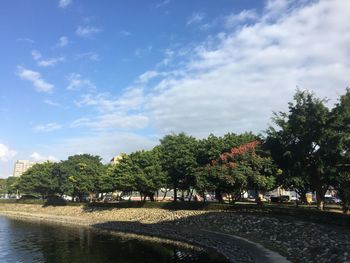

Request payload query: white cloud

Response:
[187,12,205,26]
[53,132,157,163]
[71,113,149,130]
[0,143,16,162]
[76,26,102,38]
[134,45,153,58]
[264,0,297,20]
[73,87,147,132]
[30,152,57,162]
[66,73,96,91]
[31,50,64,67]
[69,0,350,143]
[225,9,258,27]
[16,38,35,44]
[17,67,54,93]
[37,57,64,67]
[156,0,171,9]
[120,30,132,36]
[141,0,350,136]
[59,0,72,8]
[75,88,144,113]
[57,36,69,47]
[75,52,99,61]
[34,123,62,132]
[43,99,65,108]
[138,70,159,83]
[31,50,41,60]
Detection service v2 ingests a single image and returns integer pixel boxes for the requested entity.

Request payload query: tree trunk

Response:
[173,185,177,202]
[316,190,325,210]
[215,189,223,203]
[162,189,168,200]
[89,192,95,203]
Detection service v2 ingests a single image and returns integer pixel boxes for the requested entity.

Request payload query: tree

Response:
[159,133,198,201]
[129,149,167,201]
[195,132,259,201]
[5,176,19,196]
[18,162,60,198]
[266,90,331,210]
[107,153,135,195]
[96,164,115,194]
[0,179,6,196]
[328,88,350,213]
[59,154,104,202]
[204,140,276,202]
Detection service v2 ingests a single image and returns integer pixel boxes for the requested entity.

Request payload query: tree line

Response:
[1,89,350,213]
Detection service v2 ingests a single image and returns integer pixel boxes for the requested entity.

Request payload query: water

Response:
[0,216,228,263]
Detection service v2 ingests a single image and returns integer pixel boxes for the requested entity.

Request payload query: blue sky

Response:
[1,0,350,178]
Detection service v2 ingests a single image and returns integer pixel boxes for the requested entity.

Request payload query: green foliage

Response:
[328,88,350,212]
[199,141,276,202]
[59,154,104,200]
[265,90,331,209]
[130,149,166,200]
[5,176,19,195]
[18,162,60,197]
[108,153,136,192]
[0,179,6,195]
[159,133,198,201]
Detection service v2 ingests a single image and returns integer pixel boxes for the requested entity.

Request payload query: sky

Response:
[0,0,350,178]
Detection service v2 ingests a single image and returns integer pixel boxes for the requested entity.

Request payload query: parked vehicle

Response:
[270,195,290,203]
[103,195,114,202]
[19,194,39,200]
[120,195,131,201]
[324,196,341,204]
[290,196,299,201]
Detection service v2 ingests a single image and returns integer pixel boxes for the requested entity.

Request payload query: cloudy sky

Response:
[1,0,350,178]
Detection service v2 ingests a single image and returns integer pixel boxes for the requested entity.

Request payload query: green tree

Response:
[18,162,60,198]
[159,133,198,201]
[195,132,260,201]
[97,164,115,194]
[60,154,104,202]
[0,179,6,195]
[5,176,19,196]
[204,140,276,202]
[107,153,135,194]
[328,88,350,213]
[266,90,331,210]
[129,149,167,201]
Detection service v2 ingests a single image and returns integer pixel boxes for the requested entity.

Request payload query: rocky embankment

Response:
[0,204,349,263]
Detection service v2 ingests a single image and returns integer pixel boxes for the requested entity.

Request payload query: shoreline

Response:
[0,204,290,263]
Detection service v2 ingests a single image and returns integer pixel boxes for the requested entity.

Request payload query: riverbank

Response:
[0,203,349,262]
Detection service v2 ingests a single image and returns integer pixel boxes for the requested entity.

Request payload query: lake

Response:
[0,216,228,263]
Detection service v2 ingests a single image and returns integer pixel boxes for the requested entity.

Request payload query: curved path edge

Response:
[0,210,291,263]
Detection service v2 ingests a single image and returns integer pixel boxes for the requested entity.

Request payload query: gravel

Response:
[0,204,349,263]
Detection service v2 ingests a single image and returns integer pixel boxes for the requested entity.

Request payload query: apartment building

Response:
[13,160,36,177]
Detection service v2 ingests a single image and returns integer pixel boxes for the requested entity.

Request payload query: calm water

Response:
[0,216,228,263]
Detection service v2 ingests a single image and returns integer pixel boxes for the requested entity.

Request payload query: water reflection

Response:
[0,216,228,263]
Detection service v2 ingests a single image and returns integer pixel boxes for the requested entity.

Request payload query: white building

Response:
[13,160,36,177]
